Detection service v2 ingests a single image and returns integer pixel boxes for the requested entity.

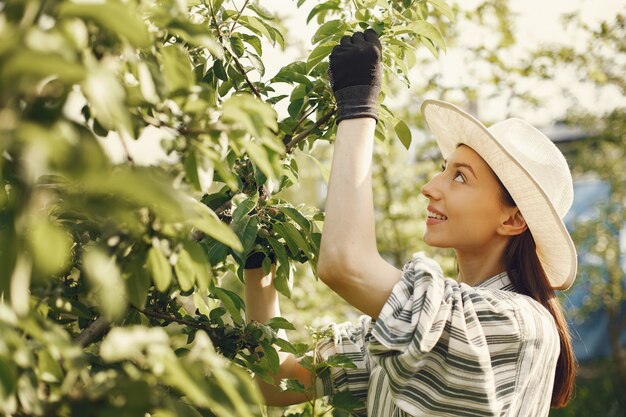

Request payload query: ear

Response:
[497,208,527,236]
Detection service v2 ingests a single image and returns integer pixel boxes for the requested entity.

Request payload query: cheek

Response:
[449,193,502,233]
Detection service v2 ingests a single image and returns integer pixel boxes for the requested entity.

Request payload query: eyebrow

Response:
[443,160,478,179]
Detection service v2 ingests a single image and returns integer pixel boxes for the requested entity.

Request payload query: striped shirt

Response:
[316,253,560,416]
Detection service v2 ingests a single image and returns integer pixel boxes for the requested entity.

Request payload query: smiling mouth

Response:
[427,210,448,220]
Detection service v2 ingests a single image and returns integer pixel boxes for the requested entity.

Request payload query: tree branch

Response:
[76,316,110,347]
[228,49,262,99]
[285,108,336,153]
[137,307,213,332]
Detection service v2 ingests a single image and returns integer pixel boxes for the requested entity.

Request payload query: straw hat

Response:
[421,99,577,290]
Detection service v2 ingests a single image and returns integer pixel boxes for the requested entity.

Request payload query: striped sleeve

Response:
[315,316,372,416]
[368,253,524,417]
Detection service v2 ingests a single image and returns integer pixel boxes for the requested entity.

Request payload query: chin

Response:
[423,233,450,248]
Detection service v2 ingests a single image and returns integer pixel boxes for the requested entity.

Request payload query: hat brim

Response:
[421,99,577,290]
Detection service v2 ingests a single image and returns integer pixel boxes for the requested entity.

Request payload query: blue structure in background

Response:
[562,179,626,361]
[544,124,626,362]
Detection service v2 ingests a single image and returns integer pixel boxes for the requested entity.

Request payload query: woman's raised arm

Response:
[317,29,402,318]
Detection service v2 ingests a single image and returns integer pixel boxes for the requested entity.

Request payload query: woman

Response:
[244,29,577,416]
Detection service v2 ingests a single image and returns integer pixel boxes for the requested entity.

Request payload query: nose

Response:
[421,174,442,200]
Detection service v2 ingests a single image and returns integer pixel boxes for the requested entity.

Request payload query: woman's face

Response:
[421,145,515,251]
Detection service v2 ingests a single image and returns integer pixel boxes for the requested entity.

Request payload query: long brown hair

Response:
[499,184,576,408]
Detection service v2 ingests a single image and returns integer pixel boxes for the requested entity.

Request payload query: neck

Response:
[455,237,509,286]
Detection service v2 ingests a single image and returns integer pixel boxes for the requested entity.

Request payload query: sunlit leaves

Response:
[147,245,172,293]
[26,218,72,277]
[159,45,195,95]
[221,94,279,140]
[58,1,151,48]
[0,50,86,85]
[82,66,133,135]
[82,247,126,320]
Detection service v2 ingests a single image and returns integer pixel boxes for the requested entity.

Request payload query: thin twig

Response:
[118,133,135,164]
[228,49,262,99]
[229,0,251,34]
[291,105,317,134]
[76,316,110,347]
[206,0,262,99]
[285,108,336,153]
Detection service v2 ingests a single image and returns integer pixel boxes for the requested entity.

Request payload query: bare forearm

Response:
[243,267,311,406]
[319,118,379,269]
[244,265,282,326]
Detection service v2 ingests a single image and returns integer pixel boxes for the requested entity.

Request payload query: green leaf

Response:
[272,223,299,256]
[407,21,446,51]
[330,390,364,412]
[82,65,133,134]
[188,201,243,252]
[241,141,276,181]
[168,21,224,58]
[58,2,151,48]
[160,45,194,94]
[83,248,126,320]
[273,62,313,87]
[229,35,245,57]
[232,215,259,258]
[147,246,172,292]
[0,356,17,399]
[247,52,265,76]
[1,51,85,84]
[241,33,263,55]
[182,241,212,292]
[222,94,279,139]
[239,16,274,44]
[306,41,335,72]
[267,237,288,266]
[124,258,151,310]
[26,217,71,276]
[426,0,456,22]
[213,287,244,324]
[37,350,63,383]
[279,378,306,393]
[277,207,311,234]
[325,354,356,369]
[273,263,293,298]
[311,19,348,44]
[174,248,196,292]
[306,1,341,23]
[261,342,280,373]
[184,151,201,191]
[394,119,412,150]
[278,222,311,256]
[213,60,228,81]
[266,317,296,330]
[232,194,259,224]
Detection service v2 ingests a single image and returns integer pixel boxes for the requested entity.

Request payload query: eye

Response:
[453,171,465,183]
[440,162,446,172]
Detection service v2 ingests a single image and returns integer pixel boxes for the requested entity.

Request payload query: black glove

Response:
[328,28,382,123]
[244,251,276,269]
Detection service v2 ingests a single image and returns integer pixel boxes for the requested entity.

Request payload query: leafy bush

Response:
[0,0,453,415]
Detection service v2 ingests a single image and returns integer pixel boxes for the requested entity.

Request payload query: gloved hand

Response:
[328,28,382,123]
[244,251,276,269]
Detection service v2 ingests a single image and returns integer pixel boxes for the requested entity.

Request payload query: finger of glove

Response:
[340,35,352,46]
[351,31,366,44]
[364,28,382,51]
